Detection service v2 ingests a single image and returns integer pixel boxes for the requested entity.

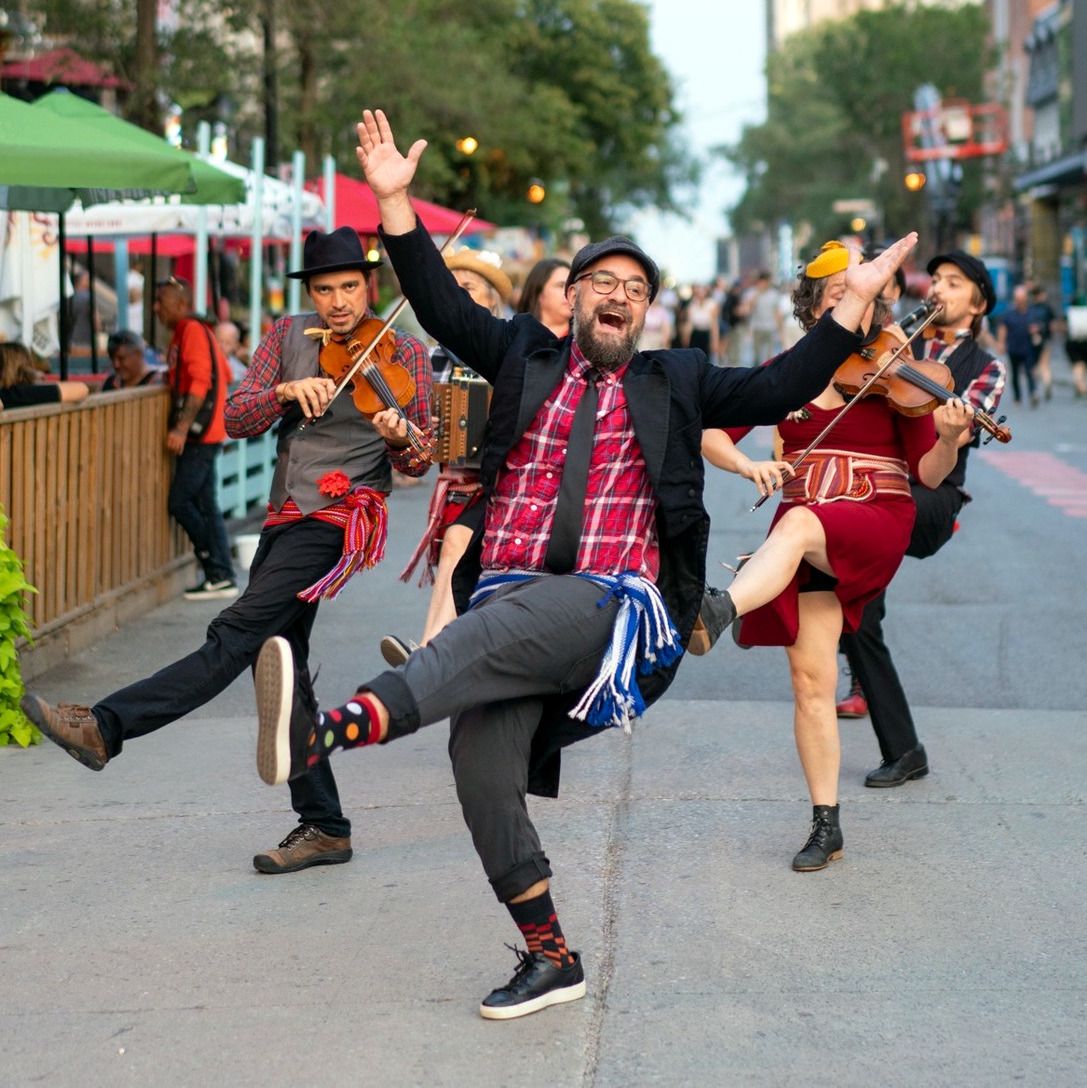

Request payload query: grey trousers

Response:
[367,575,620,901]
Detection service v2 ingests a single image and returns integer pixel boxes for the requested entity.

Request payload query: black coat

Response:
[382,223,864,794]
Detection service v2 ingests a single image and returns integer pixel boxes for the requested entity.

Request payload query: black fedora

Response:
[286,226,383,280]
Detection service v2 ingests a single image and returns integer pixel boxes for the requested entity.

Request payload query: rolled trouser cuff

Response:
[489,852,553,903]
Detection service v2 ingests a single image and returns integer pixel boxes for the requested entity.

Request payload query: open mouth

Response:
[596,310,627,331]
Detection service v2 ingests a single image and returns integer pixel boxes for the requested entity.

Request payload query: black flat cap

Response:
[567,236,660,301]
[287,226,383,280]
[926,250,996,315]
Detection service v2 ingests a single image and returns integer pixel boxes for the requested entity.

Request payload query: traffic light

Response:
[904,169,927,192]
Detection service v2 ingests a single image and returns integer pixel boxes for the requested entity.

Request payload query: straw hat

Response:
[444,249,512,302]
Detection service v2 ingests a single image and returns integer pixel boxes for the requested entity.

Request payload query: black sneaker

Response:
[379,634,419,667]
[184,578,239,601]
[479,946,586,1020]
[255,636,313,785]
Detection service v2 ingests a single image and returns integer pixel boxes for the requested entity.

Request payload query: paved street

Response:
[2,377,1085,1087]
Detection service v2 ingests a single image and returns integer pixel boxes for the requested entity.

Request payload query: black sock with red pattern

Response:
[506,890,575,969]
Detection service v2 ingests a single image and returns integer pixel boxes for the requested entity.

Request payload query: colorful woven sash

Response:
[264,487,388,602]
[780,448,910,505]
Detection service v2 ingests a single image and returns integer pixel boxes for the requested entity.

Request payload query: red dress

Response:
[727,397,938,646]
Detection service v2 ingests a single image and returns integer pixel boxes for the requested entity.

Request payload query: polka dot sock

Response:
[506,890,575,970]
[306,691,382,770]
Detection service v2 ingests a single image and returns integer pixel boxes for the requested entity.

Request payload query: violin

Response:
[303,319,429,452]
[833,322,1011,444]
[296,208,479,450]
[751,301,1011,512]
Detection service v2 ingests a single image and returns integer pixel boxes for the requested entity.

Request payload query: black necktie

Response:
[544,371,599,574]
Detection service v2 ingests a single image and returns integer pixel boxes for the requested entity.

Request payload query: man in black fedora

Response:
[23,226,435,875]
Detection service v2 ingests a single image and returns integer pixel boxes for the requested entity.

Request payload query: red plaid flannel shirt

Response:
[224,315,433,477]
[482,341,659,578]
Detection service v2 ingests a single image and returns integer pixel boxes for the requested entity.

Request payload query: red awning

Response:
[306,173,494,236]
[1,48,129,89]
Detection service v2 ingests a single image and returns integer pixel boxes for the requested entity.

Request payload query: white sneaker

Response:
[184,578,240,601]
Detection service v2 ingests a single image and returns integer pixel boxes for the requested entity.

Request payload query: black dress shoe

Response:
[865,745,928,788]
[792,804,843,872]
[479,946,586,1020]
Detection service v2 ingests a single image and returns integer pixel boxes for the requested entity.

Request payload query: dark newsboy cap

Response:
[567,236,660,301]
[926,250,996,315]
[287,226,383,280]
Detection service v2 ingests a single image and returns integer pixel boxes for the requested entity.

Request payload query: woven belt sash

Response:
[264,486,388,602]
[780,448,911,505]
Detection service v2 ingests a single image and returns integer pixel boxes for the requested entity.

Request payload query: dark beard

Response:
[571,311,642,370]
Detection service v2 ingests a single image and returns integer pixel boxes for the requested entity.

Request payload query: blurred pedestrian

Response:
[746,271,785,362]
[516,257,572,338]
[156,276,238,599]
[102,331,163,390]
[1029,283,1055,401]
[997,284,1038,406]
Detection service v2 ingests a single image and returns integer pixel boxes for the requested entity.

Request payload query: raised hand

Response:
[843,232,918,305]
[833,231,918,332]
[355,109,427,200]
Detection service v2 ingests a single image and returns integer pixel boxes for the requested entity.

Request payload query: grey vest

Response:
[268,314,392,514]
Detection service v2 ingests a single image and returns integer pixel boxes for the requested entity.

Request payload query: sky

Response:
[623,1,768,284]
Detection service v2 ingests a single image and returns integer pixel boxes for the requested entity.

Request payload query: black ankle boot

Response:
[791,804,844,872]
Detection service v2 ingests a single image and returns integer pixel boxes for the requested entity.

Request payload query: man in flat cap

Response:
[23,226,435,875]
[838,249,1006,787]
[250,108,918,1020]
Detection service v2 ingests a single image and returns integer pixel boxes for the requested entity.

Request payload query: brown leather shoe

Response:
[252,824,352,874]
[21,694,108,770]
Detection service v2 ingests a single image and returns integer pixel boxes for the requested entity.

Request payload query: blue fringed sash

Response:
[470,570,683,732]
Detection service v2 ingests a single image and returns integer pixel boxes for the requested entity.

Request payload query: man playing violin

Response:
[248,108,919,1021]
[837,250,1006,787]
[22,227,435,875]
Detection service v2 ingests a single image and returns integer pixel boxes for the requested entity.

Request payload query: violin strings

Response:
[359,362,428,452]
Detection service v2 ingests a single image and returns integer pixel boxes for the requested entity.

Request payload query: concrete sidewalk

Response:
[3,574,1083,1087]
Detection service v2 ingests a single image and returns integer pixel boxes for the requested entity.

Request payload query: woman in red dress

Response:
[702,241,974,872]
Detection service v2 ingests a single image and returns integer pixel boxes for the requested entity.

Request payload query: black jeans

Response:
[94,518,350,837]
[169,442,234,583]
[840,481,963,761]
[366,576,618,902]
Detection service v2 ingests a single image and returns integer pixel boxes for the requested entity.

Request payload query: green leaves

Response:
[0,508,40,748]
[37,0,688,235]
[723,2,994,244]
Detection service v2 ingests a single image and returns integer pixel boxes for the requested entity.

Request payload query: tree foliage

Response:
[32,0,691,233]
[723,2,994,247]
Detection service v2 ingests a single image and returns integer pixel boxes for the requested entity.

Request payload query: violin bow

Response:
[297,208,478,434]
[750,305,944,512]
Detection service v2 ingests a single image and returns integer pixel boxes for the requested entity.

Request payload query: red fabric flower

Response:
[317,470,351,498]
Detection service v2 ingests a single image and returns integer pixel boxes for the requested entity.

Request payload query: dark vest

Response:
[268,314,392,514]
[912,334,996,494]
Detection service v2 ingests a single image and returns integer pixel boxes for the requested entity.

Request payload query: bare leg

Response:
[1073,360,1087,397]
[726,506,832,617]
[420,522,473,645]
[785,591,844,805]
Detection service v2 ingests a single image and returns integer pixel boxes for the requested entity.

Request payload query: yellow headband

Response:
[805,240,850,279]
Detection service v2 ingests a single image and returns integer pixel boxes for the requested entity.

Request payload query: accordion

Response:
[433,373,491,468]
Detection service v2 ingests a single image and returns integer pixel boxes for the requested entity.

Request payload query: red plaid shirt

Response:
[224,315,433,477]
[482,342,659,578]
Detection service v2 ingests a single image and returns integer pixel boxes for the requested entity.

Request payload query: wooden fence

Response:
[0,388,277,679]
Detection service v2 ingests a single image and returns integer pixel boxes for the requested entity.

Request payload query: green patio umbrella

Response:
[32,89,245,206]
[0,92,195,209]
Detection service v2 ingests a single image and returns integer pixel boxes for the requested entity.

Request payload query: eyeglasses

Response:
[573,271,651,303]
